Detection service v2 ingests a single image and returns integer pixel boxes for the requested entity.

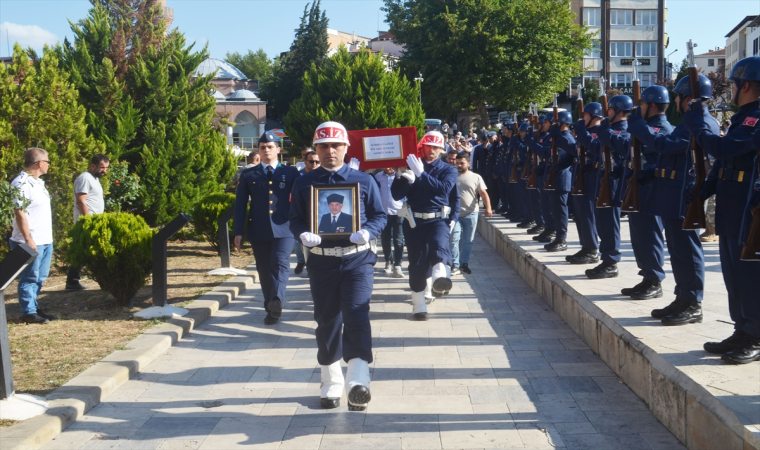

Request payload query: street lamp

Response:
[414,72,424,106]
[667,49,679,78]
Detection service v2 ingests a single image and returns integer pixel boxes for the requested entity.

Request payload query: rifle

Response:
[527,107,540,189]
[621,60,642,212]
[521,104,534,181]
[543,94,559,190]
[596,77,614,208]
[571,90,586,196]
[683,40,708,230]
[509,113,520,183]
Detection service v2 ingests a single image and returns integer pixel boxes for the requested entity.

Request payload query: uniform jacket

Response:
[234,163,300,241]
[527,132,552,177]
[511,136,529,172]
[549,127,576,193]
[318,212,354,234]
[391,156,459,225]
[471,144,488,175]
[627,114,675,213]
[572,124,602,200]
[597,120,631,204]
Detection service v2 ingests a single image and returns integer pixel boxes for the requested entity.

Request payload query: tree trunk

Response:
[475,101,490,128]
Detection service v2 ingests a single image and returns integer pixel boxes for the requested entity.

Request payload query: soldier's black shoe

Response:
[37,309,57,321]
[721,335,760,364]
[534,229,555,243]
[661,300,702,326]
[567,250,599,265]
[630,280,663,300]
[413,312,429,321]
[294,263,305,275]
[460,263,471,274]
[585,262,618,279]
[621,279,647,296]
[651,298,690,319]
[269,298,283,318]
[321,398,340,409]
[509,217,523,223]
[264,313,279,325]
[544,239,567,252]
[565,249,583,262]
[517,220,536,229]
[21,313,49,324]
[704,330,747,354]
[527,225,544,235]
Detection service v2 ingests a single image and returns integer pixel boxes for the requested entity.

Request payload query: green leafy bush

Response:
[192,193,236,251]
[105,160,142,213]
[67,212,155,307]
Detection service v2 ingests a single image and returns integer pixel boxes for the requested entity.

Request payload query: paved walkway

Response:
[482,213,759,437]
[40,234,685,450]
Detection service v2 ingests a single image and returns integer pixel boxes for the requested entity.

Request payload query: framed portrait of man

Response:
[310,183,361,239]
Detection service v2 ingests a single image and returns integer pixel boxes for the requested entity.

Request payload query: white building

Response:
[327,29,372,57]
[369,32,405,58]
[725,16,758,77]
[694,48,726,75]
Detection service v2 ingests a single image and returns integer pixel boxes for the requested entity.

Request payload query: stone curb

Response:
[477,217,759,450]
[0,266,257,450]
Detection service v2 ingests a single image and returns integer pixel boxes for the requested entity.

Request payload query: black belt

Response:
[719,168,747,182]
[655,168,686,181]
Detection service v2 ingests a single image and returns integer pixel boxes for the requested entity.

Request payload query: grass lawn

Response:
[2,239,253,403]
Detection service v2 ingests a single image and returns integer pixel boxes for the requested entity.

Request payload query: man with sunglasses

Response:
[293,151,320,275]
[10,148,55,324]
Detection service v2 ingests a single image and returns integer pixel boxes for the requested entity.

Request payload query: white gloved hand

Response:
[406,154,425,177]
[349,229,370,245]
[300,232,322,248]
[449,221,456,234]
[348,157,360,171]
[400,170,416,184]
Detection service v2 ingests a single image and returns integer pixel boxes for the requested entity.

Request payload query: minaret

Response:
[158,0,173,31]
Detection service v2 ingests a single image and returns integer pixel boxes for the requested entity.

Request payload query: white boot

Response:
[345,358,371,411]
[411,290,428,321]
[424,278,435,304]
[320,361,344,409]
[431,262,452,298]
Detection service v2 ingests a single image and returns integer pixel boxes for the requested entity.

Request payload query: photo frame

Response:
[310,183,361,240]
[346,127,419,170]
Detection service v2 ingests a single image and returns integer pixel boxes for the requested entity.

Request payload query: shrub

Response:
[67,212,154,307]
[104,160,142,213]
[192,193,236,251]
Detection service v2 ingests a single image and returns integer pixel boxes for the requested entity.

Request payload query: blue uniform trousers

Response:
[529,187,544,227]
[719,236,760,338]
[572,194,599,251]
[596,206,622,265]
[550,192,570,240]
[404,219,451,293]
[252,237,294,313]
[661,217,704,302]
[381,214,405,266]
[540,176,554,230]
[519,180,534,221]
[308,251,375,365]
[498,178,509,214]
[628,212,666,282]
[487,176,501,211]
[508,183,523,220]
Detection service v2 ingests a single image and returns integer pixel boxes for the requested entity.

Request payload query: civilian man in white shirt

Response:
[67,154,110,290]
[10,148,55,324]
[449,152,491,275]
[374,168,405,277]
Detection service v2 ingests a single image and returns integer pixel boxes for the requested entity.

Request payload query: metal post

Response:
[0,243,37,400]
[217,206,235,268]
[152,213,192,307]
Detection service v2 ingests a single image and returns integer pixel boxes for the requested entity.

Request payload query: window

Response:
[636,42,657,57]
[754,38,759,56]
[585,40,601,58]
[708,59,715,67]
[610,73,632,88]
[610,10,632,26]
[635,10,657,26]
[640,73,657,87]
[583,72,601,88]
[584,8,601,26]
[610,42,632,57]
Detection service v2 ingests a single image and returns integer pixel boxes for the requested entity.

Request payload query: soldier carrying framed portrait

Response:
[310,183,361,239]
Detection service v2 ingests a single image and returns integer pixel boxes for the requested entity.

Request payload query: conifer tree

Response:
[0,45,104,257]
[284,47,425,148]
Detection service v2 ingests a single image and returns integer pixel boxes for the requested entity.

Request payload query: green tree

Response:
[59,1,237,226]
[383,0,592,124]
[224,49,273,86]
[0,44,105,258]
[284,47,425,148]
[267,0,329,116]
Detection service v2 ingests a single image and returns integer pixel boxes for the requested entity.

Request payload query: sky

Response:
[1,0,759,65]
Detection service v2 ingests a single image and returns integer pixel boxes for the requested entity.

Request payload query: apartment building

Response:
[725,16,758,77]
[575,0,666,94]
[694,48,726,75]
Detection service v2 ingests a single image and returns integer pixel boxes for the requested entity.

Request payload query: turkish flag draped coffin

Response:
[345,127,419,170]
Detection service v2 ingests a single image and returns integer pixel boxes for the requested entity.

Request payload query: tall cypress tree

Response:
[266,0,329,116]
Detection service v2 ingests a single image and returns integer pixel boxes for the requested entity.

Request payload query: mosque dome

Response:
[211,89,226,100]
[228,89,259,100]
[195,58,248,80]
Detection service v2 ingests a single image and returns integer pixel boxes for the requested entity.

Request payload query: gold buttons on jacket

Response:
[269,200,273,204]
[269,191,273,194]
[269,210,273,214]
[269,181,273,185]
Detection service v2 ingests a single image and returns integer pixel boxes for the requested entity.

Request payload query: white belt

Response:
[413,211,444,219]
[310,243,371,257]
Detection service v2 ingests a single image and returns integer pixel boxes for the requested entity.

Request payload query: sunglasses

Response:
[307,160,320,164]
[38,160,51,164]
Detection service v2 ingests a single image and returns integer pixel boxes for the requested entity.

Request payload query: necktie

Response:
[332,216,337,229]
[267,166,273,181]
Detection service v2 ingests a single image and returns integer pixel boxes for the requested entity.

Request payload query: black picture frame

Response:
[310,183,361,240]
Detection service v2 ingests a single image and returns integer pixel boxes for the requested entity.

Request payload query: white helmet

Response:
[313,121,350,146]
[417,130,445,150]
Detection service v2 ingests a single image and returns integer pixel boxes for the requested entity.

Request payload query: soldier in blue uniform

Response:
[568,103,603,265]
[234,131,300,325]
[544,111,575,252]
[585,95,633,279]
[627,81,710,326]
[290,121,387,409]
[515,122,536,229]
[392,131,459,321]
[681,56,760,364]
[528,114,557,242]
[495,125,512,217]
[524,118,546,236]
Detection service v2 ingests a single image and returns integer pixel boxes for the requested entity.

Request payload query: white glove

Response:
[400,170,416,184]
[300,232,321,248]
[449,221,456,234]
[349,229,370,245]
[348,157,360,171]
[406,154,425,178]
